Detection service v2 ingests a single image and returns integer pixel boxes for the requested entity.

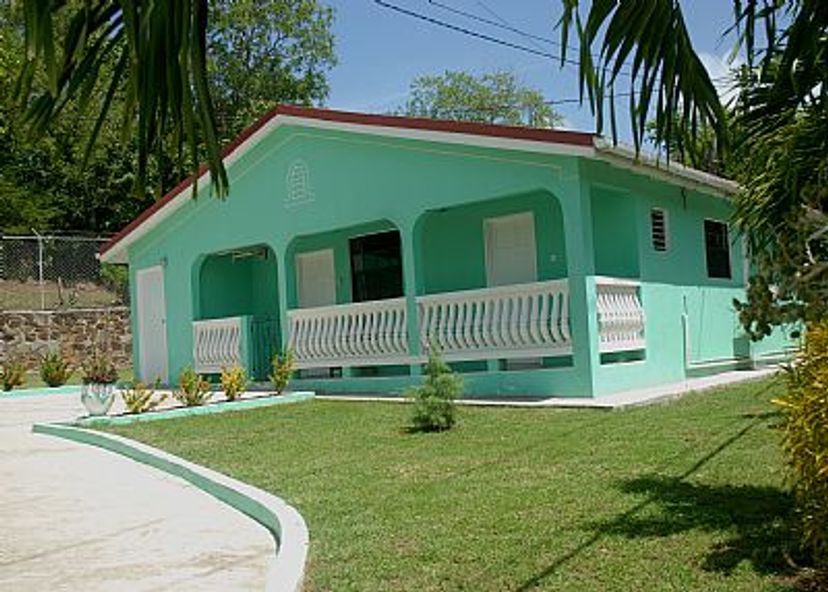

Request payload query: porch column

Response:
[400,218,423,376]
[277,244,291,358]
[559,162,600,396]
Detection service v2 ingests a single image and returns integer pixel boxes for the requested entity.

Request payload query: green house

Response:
[100,105,791,399]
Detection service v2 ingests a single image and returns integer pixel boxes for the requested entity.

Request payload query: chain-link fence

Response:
[0,234,129,311]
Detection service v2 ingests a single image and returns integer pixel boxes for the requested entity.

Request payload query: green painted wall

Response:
[198,248,279,320]
[285,219,396,308]
[125,123,793,397]
[590,185,640,278]
[417,191,567,294]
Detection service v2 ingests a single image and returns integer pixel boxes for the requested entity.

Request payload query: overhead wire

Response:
[374,0,737,109]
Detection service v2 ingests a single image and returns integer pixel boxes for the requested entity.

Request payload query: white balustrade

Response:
[417,280,572,361]
[595,277,646,352]
[193,316,248,373]
[288,298,408,369]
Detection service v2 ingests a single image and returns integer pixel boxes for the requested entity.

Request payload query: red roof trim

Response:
[100,105,595,257]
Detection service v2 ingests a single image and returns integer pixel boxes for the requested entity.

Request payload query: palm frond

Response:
[559,0,726,161]
[18,0,227,199]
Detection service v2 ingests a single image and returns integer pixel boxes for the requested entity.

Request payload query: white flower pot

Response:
[81,383,115,416]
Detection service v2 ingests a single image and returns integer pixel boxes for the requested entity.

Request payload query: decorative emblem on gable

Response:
[285,159,315,208]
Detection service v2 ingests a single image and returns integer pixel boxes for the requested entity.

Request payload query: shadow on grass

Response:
[513,380,802,591]
[594,475,799,575]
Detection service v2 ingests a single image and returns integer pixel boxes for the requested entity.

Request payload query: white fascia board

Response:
[593,139,739,197]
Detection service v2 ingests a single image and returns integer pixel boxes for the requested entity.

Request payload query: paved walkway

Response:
[0,391,273,591]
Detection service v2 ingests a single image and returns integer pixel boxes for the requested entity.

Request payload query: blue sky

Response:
[323,0,741,138]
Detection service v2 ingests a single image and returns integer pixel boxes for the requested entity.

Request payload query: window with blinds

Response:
[650,208,668,252]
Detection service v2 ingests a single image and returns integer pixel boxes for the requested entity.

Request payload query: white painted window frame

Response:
[483,211,538,288]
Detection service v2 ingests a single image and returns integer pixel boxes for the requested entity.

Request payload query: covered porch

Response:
[190,189,646,396]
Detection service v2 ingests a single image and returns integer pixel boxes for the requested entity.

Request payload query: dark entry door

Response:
[349,231,404,302]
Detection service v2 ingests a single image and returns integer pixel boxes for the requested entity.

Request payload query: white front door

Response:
[296,249,336,308]
[485,212,538,287]
[136,265,168,383]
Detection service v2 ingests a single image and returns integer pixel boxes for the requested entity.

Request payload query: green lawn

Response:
[105,378,804,591]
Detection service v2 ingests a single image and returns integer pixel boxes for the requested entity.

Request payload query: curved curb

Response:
[77,391,315,427]
[32,422,309,592]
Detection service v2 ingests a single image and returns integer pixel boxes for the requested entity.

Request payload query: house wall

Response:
[581,161,793,396]
[125,123,792,397]
[417,190,568,294]
[126,125,596,396]
[285,219,396,308]
[590,185,640,279]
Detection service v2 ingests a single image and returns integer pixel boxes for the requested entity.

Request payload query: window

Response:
[349,231,404,302]
[704,219,731,279]
[650,208,668,252]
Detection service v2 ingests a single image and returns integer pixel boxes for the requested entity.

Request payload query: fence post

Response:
[31,229,46,311]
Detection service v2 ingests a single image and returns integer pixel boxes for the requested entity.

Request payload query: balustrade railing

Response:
[192,316,249,374]
[200,277,644,374]
[595,277,646,352]
[417,279,571,361]
[287,298,408,369]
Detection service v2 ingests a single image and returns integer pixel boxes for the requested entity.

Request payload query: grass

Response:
[0,279,122,310]
[104,378,806,591]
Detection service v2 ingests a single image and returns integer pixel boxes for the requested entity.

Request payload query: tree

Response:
[18,0,335,201]
[19,0,227,199]
[398,70,563,128]
[207,0,335,140]
[7,0,334,233]
[560,0,828,338]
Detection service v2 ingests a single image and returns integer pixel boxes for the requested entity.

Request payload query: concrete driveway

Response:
[0,391,273,591]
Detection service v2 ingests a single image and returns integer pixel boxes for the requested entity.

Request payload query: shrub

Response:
[173,366,211,407]
[1,357,26,392]
[407,347,462,432]
[270,349,295,395]
[82,350,118,385]
[220,365,248,401]
[775,322,828,567]
[121,380,167,414]
[40,349,72,387]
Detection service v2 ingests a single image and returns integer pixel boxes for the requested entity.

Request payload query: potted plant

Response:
[80,350,119,415]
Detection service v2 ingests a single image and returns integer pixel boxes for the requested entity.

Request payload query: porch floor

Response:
[315,367,781,410]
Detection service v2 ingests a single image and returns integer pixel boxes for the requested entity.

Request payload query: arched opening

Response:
[415,189,568,295]
[285,219,410,378]
[413,190,572,372]
[195,244,280,380]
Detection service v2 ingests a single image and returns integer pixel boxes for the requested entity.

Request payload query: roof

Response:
[100,104,738,264]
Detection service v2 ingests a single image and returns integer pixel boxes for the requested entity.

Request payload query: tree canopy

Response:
[398,70,563,128]
[207,0,335,140]
[3,0,334,233]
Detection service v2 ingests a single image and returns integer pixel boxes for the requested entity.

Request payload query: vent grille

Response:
[650,208,668,252]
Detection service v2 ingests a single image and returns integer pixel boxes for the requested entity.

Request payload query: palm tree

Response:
[19,0,227,198]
